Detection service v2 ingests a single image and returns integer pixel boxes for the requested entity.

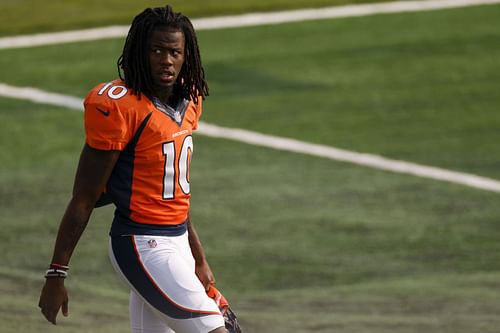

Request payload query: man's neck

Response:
[155,86,175,106]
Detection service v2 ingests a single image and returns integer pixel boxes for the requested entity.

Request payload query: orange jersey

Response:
[84,80,201,232]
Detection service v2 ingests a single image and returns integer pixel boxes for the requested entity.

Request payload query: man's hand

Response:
[207,286,243,333]
[38,278,69,325]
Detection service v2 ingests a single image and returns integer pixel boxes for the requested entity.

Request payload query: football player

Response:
[39,5,231,333]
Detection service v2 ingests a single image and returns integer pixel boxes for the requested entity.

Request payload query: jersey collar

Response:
[151,96,189,126]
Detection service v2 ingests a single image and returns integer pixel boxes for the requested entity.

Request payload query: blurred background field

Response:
[1,1,500,332]
[0,0,405,36]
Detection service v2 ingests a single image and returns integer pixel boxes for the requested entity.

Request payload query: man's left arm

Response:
[187,214,215,290]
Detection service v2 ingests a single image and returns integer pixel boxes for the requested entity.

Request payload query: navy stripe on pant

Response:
[110,235,214,319]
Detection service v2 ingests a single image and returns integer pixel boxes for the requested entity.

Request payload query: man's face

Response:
[149,28,185,93]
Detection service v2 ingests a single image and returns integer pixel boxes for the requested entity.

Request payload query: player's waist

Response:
[110,213,188,237]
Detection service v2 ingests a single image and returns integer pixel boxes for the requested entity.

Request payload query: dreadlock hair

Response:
[117,5,208,104]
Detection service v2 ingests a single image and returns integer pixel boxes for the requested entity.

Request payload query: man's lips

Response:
[159,71,175,82]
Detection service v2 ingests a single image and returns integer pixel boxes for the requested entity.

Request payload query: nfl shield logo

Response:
[174,111,182,123]
[148,239,157,248]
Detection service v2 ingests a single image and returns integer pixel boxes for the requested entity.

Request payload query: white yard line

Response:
[0,0,499,49]
[1,83,500,193]
[1,1,500,193]
[0,84,83,110]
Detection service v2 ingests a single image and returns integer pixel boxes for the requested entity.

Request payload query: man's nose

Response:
[160,52,174,65]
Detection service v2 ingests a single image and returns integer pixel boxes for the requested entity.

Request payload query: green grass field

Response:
[1,1,500,332]
[0,0,398,36]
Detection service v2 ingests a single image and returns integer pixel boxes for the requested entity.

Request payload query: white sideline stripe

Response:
[0,83,83,110]
[1,0,500,49]
[198,123,500,193]
[1,83,500,193]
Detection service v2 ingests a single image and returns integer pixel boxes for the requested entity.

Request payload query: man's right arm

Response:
[38,144,120,325]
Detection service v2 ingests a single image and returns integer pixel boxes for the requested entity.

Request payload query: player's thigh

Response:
[130,291,175,333]
[110,235,224,332]
[129,290,225,333]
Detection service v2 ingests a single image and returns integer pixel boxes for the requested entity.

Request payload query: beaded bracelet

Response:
[45,268,68,279]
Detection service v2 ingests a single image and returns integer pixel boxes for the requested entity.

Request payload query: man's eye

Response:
[152,49,161,54]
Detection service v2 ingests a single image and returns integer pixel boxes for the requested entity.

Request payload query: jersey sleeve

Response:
[83,85,132,151]
[192,98,203,131]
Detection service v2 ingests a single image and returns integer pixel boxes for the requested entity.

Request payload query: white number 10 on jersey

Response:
[162,136,193,200]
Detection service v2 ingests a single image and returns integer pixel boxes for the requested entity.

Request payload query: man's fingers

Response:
[62,298,69,317]
[42,308,57,325]
[49,313,57,325]
[39,300,60,325]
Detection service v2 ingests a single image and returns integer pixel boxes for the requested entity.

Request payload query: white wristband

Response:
[45,268,68,279]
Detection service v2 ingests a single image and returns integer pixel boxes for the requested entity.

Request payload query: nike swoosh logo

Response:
[96,107,110,116]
